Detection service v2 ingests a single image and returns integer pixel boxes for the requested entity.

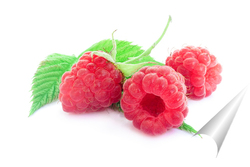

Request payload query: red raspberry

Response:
[59,51,123,113]
[165,46,222,100]
[120,65,188,135]
[59,16,172,114]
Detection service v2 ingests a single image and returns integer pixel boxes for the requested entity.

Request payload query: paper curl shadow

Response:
[194,85,248,157]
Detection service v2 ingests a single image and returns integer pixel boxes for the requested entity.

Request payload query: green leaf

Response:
[29,53,78,116]
[30,40,163,116]
[78,39,164,65]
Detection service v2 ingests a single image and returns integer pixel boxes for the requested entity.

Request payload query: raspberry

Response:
[121,65,188,135]
[59,16,172,114]
[165,46,222,100]
[59,51,123,113]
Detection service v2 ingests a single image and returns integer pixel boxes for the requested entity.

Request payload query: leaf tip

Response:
[28,110,34,117]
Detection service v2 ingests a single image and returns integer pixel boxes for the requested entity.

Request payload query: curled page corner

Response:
[194,85,248,157]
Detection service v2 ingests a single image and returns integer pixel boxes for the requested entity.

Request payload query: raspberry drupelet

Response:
[165,46,222,100]
[121,65,188,135]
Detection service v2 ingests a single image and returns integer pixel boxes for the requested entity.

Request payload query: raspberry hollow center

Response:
[140,94,165,117]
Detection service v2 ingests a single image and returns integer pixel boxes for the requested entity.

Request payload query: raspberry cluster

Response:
[59,51,123,113]
[165,46,222,100]
[121,65,188,135]
[30,16,205,136]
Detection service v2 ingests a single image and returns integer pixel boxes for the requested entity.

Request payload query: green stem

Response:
[179,121,202,138]
[91,51,115,63]
[110,30,117,61]
[116,61,157,77]
[124,15,172,64]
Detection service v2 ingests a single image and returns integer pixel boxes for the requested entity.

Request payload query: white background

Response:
[1,0,250,166]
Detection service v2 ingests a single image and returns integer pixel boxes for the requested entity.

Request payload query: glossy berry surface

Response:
[165,46,222,100]
[59,51,123,113]
[120,65,188,135]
